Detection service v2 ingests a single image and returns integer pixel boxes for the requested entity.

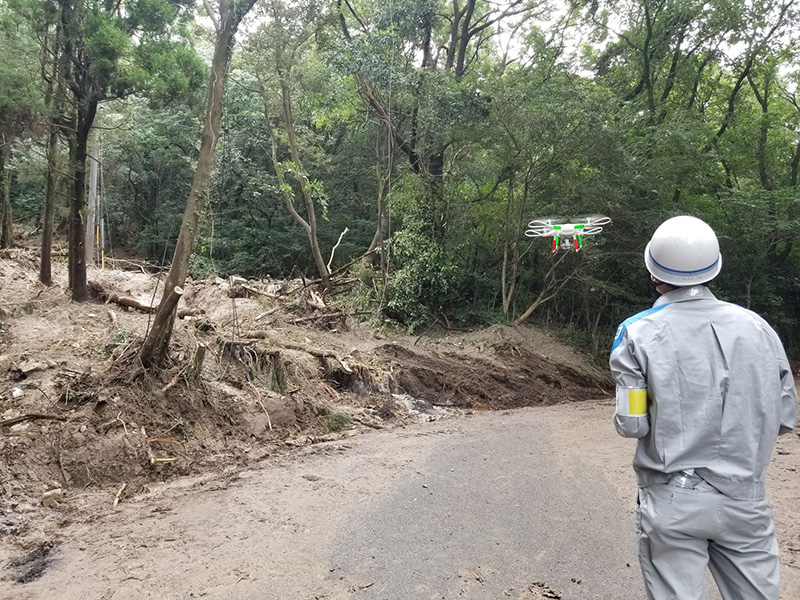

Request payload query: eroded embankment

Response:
[1,250,611,579]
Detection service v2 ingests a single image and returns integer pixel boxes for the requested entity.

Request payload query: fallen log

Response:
[291,310,371,324]
[292,311,347,323]
[225,332,354,373]
[108,294,155,313]
[306,289,327,310]
[105,257,167,273]
[88,281,156,313]
[239,330,273,339]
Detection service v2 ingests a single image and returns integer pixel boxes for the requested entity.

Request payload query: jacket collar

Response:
[653,285,716,307]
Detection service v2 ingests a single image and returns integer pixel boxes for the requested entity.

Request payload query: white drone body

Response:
[524,215,611,252]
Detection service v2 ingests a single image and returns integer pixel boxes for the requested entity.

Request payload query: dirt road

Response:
[3,401,799,599]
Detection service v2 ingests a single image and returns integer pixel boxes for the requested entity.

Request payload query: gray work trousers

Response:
[636,481,779,599]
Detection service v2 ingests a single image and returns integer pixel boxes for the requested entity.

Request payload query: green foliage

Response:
[98,100,199,261]
[57,0,201,108]
[188,253,216,279]
[386,231,461,331]
[4,0,800,355]
[112,330,136,344]
[319,412,352,432]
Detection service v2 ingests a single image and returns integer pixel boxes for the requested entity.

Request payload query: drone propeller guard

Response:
[524,214,611,252]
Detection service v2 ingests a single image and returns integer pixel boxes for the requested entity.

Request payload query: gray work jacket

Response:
[610,285,798,500]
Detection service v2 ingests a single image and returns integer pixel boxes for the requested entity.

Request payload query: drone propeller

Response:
[525,223,553,237]
[575,214,611,226]
[525,216,569,237]
[530,215,567,224]
[580,225,605,235]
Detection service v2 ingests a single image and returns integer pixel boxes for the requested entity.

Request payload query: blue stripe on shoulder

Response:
[611,304,671,353]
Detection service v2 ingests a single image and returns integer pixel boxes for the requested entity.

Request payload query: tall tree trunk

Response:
[68,100,98,302]
[501,171,515,316]
[502,170,529,318]
[368,123,393,254]
[748,73,773,191]
[140,0,256,368]
[40,17,62,286]
[425,151,447,238]
[40,127,59,285]
[65,124,76,289]
[368,174,390,253]
[0,138,13,249]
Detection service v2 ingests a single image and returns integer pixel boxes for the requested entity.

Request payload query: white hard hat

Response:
[644,216,722,286]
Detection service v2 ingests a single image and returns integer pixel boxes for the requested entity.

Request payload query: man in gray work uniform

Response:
[610,215,798,599]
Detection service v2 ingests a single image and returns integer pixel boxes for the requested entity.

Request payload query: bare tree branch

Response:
[202,0,220,32]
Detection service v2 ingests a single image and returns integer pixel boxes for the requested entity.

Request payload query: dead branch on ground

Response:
[234,284,284,300]
[113,483,127,507]
[255,306,280,321]
[0,413,68,427]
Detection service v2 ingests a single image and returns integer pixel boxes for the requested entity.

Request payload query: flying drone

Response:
[524,215,611,252]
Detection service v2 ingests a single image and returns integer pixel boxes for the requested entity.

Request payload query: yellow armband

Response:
[616,386,648,416]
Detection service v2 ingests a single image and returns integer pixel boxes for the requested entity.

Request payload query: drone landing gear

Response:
[553,235,583,253]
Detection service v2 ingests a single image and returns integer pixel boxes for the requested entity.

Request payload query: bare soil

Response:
[0,248,613,574]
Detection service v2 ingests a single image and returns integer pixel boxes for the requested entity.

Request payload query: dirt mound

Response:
[378,342,607,410]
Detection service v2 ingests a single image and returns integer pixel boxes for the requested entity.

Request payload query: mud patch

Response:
[378,343,607,410]
[0,511,22,536]
[6,541,55,584]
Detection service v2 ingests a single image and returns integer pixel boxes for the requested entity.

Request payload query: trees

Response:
[0,4,42,248]
[37,0,65,285]
[139,0,259,368]
[244,0,337,290]
[56,0,201,300]
[3,0,800,352]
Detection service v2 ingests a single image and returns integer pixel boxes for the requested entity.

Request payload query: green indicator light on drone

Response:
[552,225,562,230]
[574,224,585,229]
